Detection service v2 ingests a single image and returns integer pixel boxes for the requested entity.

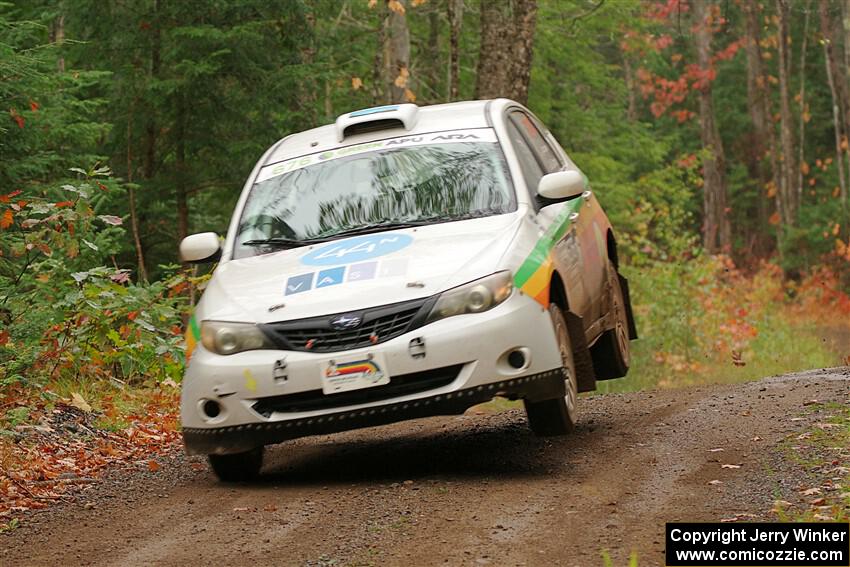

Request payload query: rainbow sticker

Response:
[325,359,382,380]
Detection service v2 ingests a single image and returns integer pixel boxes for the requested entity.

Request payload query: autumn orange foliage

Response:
[0,386,180,523]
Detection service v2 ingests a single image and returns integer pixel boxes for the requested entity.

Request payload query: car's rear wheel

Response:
[592,260,631,379]
[208,446,264,482]
[524,303,578,436]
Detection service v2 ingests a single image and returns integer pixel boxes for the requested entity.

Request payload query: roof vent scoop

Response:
[335,104,419,142]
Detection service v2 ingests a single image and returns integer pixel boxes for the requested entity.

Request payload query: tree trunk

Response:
[693,0,731,253]
[423,5,440,102]
[383,0,411,103]
[143,0,160,180]
[796,2,811,203]
[776,0,798,227]
[126,103,148,282]
[622,55,637,122]
[743,0,777,256]
[475,0,538,105]
[175,94,189,242]
[50,13,65,72]
[447,0,463,101]
[823,0,849,216]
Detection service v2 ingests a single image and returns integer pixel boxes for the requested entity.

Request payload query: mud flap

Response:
[565,310,596,393]
[618,273,638,340]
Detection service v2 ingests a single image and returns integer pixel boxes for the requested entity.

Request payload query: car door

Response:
[526,114,608,325]
[504,110,593,324]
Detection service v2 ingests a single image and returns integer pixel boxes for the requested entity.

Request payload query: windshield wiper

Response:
[317,211,507,240]
[241,237,329,250]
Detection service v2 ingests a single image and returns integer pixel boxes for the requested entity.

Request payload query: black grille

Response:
[260,297,434,353]
[251,364,463,415]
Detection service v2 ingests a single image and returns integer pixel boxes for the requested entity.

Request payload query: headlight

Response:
[200,321,274,355]
[426,271,513,323]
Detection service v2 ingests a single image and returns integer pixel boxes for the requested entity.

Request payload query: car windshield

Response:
[234,131,515,258]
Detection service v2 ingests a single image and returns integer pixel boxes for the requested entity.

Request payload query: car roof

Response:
[264,99,515,166]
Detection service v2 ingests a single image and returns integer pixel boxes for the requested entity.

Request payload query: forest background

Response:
[1,0,849,523]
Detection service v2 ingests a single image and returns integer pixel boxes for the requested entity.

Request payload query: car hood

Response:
[200,213,523,323]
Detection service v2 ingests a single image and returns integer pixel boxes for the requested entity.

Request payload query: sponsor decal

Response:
[255,128,498,183]
[285,272,314,295]
[514,198,585,307]
[301,233,412,266]
[347,261,377,282]
[325,359,384,382]
[316,266,345,288]
[280,257,411,297]
[378,257,409,278]
[350,105,399,117]
[185,314,201,363]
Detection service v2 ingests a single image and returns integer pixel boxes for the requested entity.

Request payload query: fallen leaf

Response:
[810,497,826,505]
[751,436,763,441]
[263,504,277,512]
[721,464,742,469]
[800,487,821,496]
[147,460,160,472]
[0,209,13,229]
[70,393,92,413]
[708,479,722,485]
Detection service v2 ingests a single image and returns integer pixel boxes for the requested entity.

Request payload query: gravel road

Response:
[3,368,849,567]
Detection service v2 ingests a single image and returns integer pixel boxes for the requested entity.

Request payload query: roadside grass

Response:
[597,258,848,394]
[601,549,639,566]
[772,402,850,522]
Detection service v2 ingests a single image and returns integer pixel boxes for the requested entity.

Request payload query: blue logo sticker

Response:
[316,267,345,288]
[347,262,377,282]
[301,233,413,266]
[285,273,314,295]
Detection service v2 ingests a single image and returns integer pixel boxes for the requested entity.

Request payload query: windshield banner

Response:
[256,128,499,183]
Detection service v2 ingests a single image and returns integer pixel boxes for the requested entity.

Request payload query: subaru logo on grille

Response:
[329,313,363,330]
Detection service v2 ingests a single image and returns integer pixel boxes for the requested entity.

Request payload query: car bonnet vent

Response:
[335,104,418,142]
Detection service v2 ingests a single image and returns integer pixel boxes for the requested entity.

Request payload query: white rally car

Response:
[179,100,637,481]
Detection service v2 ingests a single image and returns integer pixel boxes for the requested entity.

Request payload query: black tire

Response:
[208,446,264,482]
[592,260,631,379]
[524,303,578,436]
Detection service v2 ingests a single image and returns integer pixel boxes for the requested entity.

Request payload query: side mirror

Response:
[537,170,586,201]
[180,232,222,264]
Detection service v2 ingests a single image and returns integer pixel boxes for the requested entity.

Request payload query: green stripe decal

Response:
[514,199,584,287]
[189,315,201,340]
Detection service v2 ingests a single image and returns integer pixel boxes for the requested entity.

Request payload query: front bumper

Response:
[181,291,563,454]
[184,369,566,454]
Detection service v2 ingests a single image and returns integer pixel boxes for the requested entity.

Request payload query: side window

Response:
[505,120,544,195]
[509,111,563,174]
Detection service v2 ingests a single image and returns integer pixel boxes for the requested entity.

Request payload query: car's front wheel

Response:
[208,446,264,482]
[524,303,578,436]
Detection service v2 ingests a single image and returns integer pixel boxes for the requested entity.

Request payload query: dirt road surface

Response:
[3,368,849,566]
